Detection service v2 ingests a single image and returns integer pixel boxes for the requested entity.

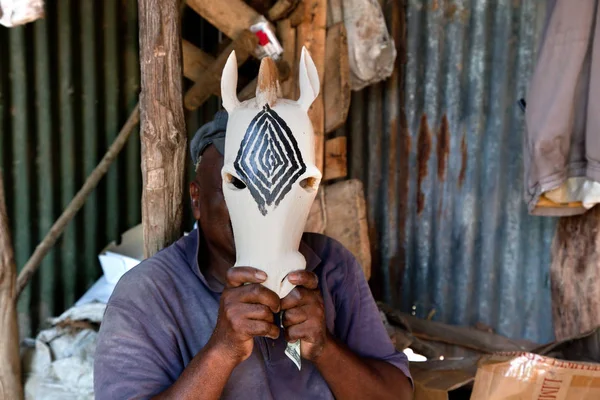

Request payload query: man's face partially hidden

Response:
[190,145,236,263]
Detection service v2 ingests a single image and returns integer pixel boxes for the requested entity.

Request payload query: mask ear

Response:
[221,51,240,112]
[297,46,320,112]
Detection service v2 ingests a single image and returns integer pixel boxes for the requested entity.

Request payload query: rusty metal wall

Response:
[1,0,555,345]
[0,0,141,337]
[347,0,555,344]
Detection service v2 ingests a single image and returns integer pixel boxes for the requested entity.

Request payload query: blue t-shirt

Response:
[94,229,411,399]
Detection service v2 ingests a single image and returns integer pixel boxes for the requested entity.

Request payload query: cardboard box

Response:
[471,352,600,399]
[412,328,600,400]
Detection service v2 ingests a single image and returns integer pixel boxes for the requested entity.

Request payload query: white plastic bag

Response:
[0,0,44,27]
[342,0,397,90]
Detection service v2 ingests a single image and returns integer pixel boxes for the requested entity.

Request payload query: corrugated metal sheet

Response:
[1,0,556,346]
[348,0,555,344]
[0,1,226,337]
[0,0,141,337]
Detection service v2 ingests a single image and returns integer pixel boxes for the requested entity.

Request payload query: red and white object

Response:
[250,20,284,61]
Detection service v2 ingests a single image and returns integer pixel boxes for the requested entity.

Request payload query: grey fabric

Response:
[524,0,600,216]
[190,111,228,165]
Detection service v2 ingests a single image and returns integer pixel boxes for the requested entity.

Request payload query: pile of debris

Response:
[379,303,600,399]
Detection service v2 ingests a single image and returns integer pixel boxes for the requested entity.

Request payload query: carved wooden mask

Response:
[220,47,322,298]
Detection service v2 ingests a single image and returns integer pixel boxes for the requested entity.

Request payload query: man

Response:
[94,112,413,399]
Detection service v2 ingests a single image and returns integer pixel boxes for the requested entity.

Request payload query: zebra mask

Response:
[220,47,322,299]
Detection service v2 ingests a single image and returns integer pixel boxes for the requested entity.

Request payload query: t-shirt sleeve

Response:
[331,249,412,383]
[94,278,181,399]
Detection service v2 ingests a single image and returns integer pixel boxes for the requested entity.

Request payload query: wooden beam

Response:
[268,0,300,21]
[139,0,187,257]
[278,19,297,98]
[323,136,347,181]
[182,39,215,82]
[184,31,258,111]
[324,22,350,134]
[186,0,261,40]
[551,206,600,340]
[0,172,23,400]
[379,303,537,354]
[288,1,306,27]
[326,0,343,28]
[296,0,327,173]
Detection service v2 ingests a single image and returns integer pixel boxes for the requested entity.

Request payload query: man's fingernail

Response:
[255,271,267,280]
[288,272,298,280]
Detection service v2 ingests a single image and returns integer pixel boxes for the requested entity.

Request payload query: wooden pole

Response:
[139,0,187,258]
[296,0,327,172]
[278,19,296,98]
[0,172,23,400]
[323,22,350,135]
[551,208,600,340]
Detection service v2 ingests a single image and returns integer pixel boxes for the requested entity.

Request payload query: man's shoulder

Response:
[107,233,196,307]
[301,232,359,267]
[301,232,364,292]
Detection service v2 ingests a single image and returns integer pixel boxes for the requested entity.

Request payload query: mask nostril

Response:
[299,177,319,192]
[225,173,247,190]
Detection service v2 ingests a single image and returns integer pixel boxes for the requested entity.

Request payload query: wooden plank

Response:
[288,1,306,27]
[305,179,371,279]
[268,0,300,21]
[326,0,343,28]
[186,0,260,39]
[139,0,187,257]
[324,22,350,134]
[296,0,326,173]
[323,136,347,181]
[277,18,296,98]
[379,303,538,354]
[183,40,291,102]
[0,172,23,400]
[184,31,258,111]
[182,39,214,82]
[305,191,326,234]
[324,179,370,278]
[551,205,600,340]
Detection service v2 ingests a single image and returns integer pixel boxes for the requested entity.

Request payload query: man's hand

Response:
[206,267,281,365]
[281,270,329,361]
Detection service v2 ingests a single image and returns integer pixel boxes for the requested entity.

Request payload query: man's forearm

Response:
[313,334,413,400]
[152,343,237,400]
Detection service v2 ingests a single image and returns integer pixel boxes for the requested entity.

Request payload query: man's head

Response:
[189,113,235,264]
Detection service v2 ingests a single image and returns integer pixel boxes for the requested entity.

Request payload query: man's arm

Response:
[95,266,279,400]
[152,267,281,400]
[152,341,237,400]
[314,334,413,399]
[282,271,412,400]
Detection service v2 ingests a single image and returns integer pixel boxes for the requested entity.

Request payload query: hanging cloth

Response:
[525,0,600,216]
